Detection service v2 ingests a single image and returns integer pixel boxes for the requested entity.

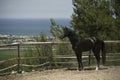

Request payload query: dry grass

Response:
[0,66,120,80]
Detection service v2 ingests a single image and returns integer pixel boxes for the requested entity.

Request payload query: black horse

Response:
[61,27,106,71]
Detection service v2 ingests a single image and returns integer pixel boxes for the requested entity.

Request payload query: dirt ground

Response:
[0,66,120,80]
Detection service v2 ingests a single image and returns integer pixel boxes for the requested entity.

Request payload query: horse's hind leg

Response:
[88,50,92,66]
[76,54,80,71]
[92,48,100,70]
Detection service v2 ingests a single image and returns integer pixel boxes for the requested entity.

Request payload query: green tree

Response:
[50,19,73,54]
[71,0,117,39]
[50,19,64,40]
[114,0,120,40]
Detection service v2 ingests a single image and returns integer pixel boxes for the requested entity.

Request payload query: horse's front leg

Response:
[76,53,80,71]
[75,52,83,71]
[79,53,83,70]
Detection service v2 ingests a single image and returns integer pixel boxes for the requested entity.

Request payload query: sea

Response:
[0,18,71,36]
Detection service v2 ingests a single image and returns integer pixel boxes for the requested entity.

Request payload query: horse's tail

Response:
[101,40,106,65]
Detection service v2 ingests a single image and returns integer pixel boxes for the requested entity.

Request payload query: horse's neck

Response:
[68,34,81,45]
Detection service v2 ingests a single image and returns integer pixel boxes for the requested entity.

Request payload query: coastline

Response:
[0,18,71,36]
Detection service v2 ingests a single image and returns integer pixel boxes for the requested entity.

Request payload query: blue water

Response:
[0,18,71,36]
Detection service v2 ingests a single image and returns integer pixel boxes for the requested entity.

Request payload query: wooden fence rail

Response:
[0,40,120,74]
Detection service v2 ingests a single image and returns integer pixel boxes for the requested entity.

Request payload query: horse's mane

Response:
[67,28,82,39]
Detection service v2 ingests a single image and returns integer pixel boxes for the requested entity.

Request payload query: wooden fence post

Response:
[17,44,22,73]
[88,50,91,66]
[49,42,53,69]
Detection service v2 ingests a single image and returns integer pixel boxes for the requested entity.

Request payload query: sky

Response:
[0,0,73,19]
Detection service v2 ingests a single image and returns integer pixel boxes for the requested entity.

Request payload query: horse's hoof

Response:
[95,66,99,70]
[77,69,80,71]
[77,69,81,71]
[77,68,84,71]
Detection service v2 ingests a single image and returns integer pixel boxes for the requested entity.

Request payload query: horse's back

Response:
[77,38,95,51]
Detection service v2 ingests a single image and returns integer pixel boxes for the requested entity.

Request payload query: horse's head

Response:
[60,27,73,39]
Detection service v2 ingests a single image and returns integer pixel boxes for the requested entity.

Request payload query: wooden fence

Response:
[0,40,120,74]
